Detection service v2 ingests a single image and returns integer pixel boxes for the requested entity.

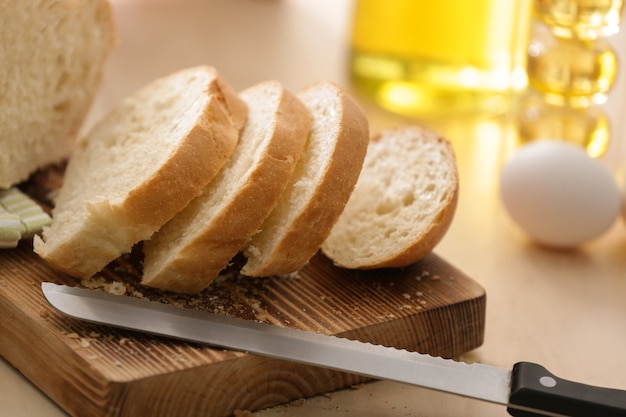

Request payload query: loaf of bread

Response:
[31,61,458,293]
[141,81,311,294]
[321,126,458,269]
[34,66,247,278]
[240,81,369,277]
[0,0,116,188]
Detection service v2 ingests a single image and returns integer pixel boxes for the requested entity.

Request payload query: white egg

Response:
[500,139,621,248]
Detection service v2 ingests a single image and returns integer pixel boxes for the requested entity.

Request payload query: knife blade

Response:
[42,282,626,417]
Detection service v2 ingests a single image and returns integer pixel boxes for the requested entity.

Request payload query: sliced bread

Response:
[241,81,369,277]
[34,66,247,278]
[321,126,458,269]
[141,80,311,293]
[0,0,116,188]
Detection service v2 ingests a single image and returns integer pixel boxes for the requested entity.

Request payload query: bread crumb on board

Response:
[233,410,255,417]
[65,238,450,346]
[81,276,128,295]
[61,330,100,349]
[71,252,280,329]
[289,398,306,407]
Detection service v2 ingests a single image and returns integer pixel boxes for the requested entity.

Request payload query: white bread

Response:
[0,0,116,188]
[241,81,369,277]
[141,81,311,294]
[321,126,458,269]
[34,66,247,278]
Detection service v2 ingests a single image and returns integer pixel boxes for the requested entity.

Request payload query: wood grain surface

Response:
[0,165,486,417]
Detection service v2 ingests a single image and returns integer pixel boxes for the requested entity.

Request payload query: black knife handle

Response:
[507,362,626,417]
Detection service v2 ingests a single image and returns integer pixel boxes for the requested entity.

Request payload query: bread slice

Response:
[241,81,369,277]
[321,126,458,269]
[141,81,311,293]
[0,0,116,188]
[34,66,247,278]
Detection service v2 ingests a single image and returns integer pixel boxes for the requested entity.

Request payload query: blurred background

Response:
[89,0,625,175]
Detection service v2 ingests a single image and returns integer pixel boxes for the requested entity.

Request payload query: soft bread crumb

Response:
[34,66,244,279]
[321,125,458,269]
[0,0,115,188]
[141,81,310,293]
[241,81,369,277]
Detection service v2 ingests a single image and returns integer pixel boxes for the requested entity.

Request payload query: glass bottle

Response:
[349,0,533,119]
[519,0,624,157]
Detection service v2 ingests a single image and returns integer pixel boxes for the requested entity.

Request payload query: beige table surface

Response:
[2,1,626,416]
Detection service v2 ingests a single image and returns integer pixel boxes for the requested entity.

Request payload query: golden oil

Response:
[349,0,533,119]
[518,93,610,157]
[519,1,622,157]
[535,0,624,39]
[527,23,618,106]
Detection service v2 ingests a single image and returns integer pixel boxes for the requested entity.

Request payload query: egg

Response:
[500,139,621,248]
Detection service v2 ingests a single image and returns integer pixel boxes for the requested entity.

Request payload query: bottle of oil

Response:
[527,31,617,106]
[535,0,624,39]
[349,0,533,119]
[519,0,623,157]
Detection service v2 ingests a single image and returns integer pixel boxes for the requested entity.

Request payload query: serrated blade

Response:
[41,282,510,406]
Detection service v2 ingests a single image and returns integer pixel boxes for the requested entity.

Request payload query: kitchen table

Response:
[2,1,625,416]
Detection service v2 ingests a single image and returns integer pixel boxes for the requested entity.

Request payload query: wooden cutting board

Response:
[0,165,486,417]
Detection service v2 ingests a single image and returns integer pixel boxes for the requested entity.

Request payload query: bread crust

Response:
[34,66,245,278]
[141,81,311,293]
[321,125,459,269]
[241,82,370,277]
[213,74,248,132]
[122,92,241,229]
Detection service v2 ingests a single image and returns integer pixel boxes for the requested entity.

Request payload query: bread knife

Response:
[42,282,626,417]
